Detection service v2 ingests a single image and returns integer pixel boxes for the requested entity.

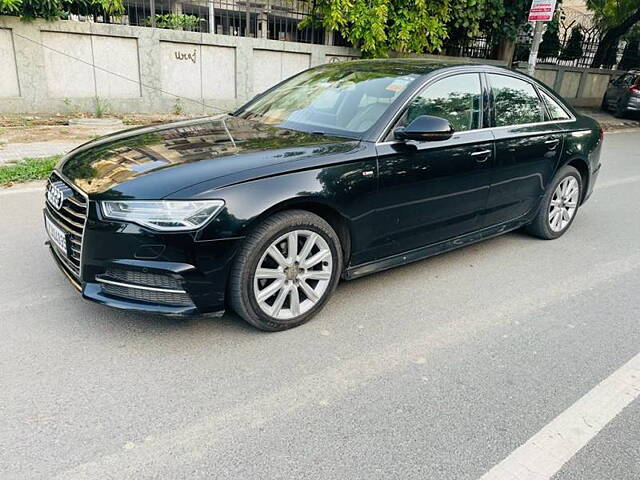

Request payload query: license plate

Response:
[45,215,68,255]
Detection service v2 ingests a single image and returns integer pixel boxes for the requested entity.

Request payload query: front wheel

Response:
[228,210,343,331]
[525,165,582,240]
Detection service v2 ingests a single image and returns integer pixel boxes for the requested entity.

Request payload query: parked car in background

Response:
[601,70,640,117]
[44,60,603,331]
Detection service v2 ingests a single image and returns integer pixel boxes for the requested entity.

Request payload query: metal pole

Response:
[245,1,250,37]
[208,0,215,33]
[527,21,545,76]
[149,0,156,27]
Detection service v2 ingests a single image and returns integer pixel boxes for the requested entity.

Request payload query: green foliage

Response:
[0,0,22,15]
[65,0,124,17]
[0,155,60,186]
[303,0,533,57]
[447,0,530,45]
[559,26,584,60]
[618,36,640,69]
[93,97,109,118]
[587,0,640,67]
[539,16,561,59]
[173,98,184,115]
[301,0,450,57]
[1,0,123,20]
[19,0,63,20]
[147,13,200,31]
[586,0,640,30]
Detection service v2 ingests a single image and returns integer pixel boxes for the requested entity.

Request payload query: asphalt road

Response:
[1,130,640,480]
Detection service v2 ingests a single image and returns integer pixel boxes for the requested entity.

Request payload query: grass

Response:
[0,155,60,186]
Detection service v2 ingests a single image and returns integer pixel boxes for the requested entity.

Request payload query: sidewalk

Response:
[577,108,640,130]
[0,123,131,164]
[0,142,81,164]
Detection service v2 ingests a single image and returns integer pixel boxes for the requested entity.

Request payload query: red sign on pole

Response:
[528,0,557,22]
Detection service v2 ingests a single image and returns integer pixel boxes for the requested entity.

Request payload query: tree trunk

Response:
[496,38,516,66]
[591,7,640,68]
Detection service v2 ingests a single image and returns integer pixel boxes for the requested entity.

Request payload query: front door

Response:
[483,73,564,227]
[374,73,493,258]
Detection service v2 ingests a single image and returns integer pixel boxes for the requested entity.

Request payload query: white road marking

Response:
[479,352,640,480]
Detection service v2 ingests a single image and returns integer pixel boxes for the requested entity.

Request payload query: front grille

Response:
[45,172,87,279]
[100,283,194,307]
[104,268,183,290]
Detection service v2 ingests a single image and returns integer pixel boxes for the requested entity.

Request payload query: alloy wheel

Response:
[253,230,333,320]
[548,176,579,232]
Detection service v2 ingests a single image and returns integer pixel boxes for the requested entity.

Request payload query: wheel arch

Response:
[243,197,353,267]
[562,156,590,204]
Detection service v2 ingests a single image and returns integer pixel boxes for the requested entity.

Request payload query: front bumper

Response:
[46,203,242,316]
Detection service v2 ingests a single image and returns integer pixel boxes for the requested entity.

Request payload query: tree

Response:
[0,0,124,21]
[301,0,450,57]
[559,26,584,61]
[618,25,640,70]
[587,0,640,68]
[538,15,562,59]
[445,0,530,62]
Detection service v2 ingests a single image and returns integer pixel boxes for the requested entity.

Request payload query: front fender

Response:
[190,160,380,266]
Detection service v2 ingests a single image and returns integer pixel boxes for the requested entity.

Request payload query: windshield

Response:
[236,65,420,137]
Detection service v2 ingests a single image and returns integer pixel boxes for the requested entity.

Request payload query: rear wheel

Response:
[229,210,342,331]
[525,165,582,240]
[614,100,627,118]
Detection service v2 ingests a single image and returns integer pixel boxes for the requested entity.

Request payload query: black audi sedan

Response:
[44,60,603,331]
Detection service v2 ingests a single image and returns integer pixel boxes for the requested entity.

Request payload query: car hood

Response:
[58,116,359,199]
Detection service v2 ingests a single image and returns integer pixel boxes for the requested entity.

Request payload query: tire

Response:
[614,100,627,118]
[600,95,609,112]
[525,165,583,240]
[228,210,343,331]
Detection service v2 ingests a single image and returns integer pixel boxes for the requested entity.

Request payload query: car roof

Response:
[318,59,513,76]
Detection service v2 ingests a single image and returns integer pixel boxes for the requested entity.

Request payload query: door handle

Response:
[545,138,560,149]
[471,149,492,162]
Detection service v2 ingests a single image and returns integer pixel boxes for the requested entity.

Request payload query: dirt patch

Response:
[0,125,132,143]
[0,113,211,144]
[0,113,192,128]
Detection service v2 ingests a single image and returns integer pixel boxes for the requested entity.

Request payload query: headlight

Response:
[101,200,225,231]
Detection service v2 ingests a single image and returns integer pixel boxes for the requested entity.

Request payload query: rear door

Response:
[482,73,564,227]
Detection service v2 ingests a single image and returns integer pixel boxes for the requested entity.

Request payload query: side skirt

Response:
[343,217,530,280]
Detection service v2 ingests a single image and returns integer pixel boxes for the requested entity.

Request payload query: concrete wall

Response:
[0,16,360,114]
[1,16,620,114]
[517,63,625,108]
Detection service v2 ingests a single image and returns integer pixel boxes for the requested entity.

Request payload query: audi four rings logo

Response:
[47,181,72,210]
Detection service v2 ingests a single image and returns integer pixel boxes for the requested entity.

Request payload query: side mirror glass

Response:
[394,115,454,142]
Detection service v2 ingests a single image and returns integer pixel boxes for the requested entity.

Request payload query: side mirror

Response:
[394,115,454,142]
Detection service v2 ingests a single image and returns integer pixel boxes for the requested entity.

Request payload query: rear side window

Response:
[403,73,482,132]
[614,73,635,86]
[488,74,545,127]
[540,90,571,120]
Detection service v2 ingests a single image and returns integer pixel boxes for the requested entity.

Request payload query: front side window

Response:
[401,73,482,132]
[236,66,419,137]
[540,90,571,121]
[488,74,545,127]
